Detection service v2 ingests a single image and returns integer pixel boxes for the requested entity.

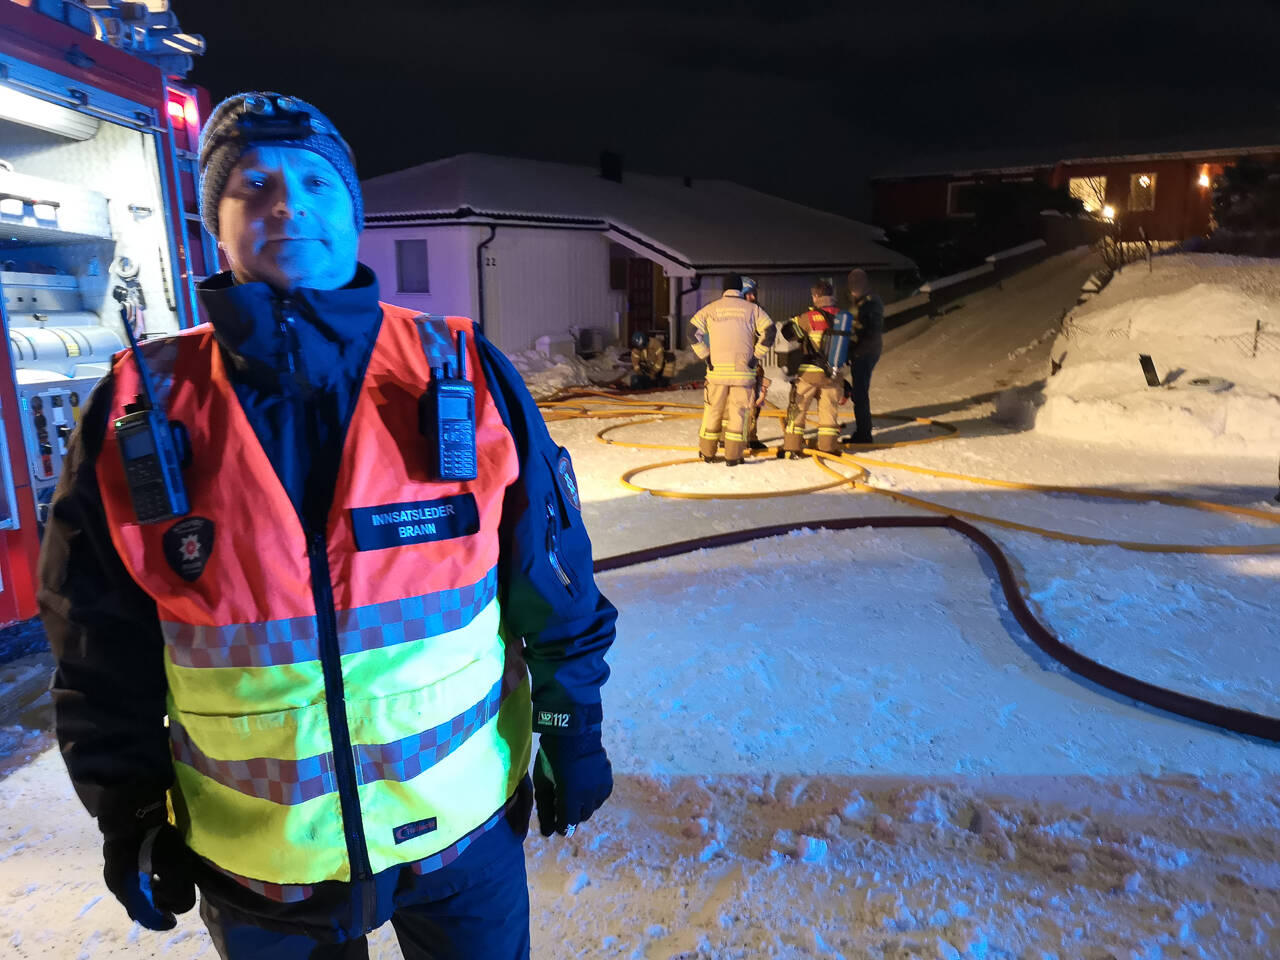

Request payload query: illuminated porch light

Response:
[1137,174,1151,188]
[1102,204,1116,220]
[1198,172,1211,188]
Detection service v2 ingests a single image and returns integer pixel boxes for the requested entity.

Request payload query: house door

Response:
[626,258,654,342]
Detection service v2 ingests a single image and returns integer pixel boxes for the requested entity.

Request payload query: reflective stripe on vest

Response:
[161,566,498,670]
[95,305,527,887]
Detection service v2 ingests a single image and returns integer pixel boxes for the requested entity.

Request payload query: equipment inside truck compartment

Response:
[0,83,187,508]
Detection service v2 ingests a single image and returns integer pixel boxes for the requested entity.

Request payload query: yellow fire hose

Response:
[541,389,1280,555]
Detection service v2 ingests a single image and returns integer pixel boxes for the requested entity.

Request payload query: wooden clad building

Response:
[872,139,1280,242]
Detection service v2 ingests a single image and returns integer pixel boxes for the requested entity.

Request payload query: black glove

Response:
[747,356,758,369]
[532,732,613,837]
[101,803,196,931]
[704,358,714,371]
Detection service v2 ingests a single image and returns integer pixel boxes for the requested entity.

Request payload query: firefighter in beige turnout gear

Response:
[629,330,671,388]
[689,274,775,465]
[780,278,845,457]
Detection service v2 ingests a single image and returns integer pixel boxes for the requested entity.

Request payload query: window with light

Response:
[1128,173,1157,212]
[1068,176,1107,213]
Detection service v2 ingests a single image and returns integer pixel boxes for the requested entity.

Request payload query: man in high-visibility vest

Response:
[38,92,616,959]
[689,274,774,466]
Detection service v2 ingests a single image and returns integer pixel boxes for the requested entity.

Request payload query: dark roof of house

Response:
[361,153,915,274]
[872,128,1280,182]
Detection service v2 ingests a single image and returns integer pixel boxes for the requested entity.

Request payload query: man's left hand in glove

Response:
[532,731,613,837]
[100,794,197,930]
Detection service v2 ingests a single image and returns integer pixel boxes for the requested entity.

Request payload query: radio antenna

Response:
[113,287,159,411]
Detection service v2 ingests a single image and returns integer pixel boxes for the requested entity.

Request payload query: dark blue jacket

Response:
[851,292,885,358]
[38,265,615,937]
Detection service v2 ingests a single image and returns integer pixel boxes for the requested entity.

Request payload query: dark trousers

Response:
[200,821,530,960]
[848,351,880,442]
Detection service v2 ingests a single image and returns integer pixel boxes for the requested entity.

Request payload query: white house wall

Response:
[486,227,615,354]
[753,275,824,323]
[358,223,486,322]
[360,225,618,356]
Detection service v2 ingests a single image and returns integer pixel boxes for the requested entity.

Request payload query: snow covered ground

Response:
[2,250,1279,959]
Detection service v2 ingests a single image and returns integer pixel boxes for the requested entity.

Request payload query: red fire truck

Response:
[0,0,211,624]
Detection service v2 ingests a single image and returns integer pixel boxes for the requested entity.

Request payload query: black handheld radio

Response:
[418,320,478,482]
[111,291,190,524]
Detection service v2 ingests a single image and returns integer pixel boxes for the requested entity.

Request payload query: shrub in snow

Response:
[1209,158,1280,257]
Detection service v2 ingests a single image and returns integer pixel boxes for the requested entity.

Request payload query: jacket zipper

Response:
[284,295,374,928]
[545,495,577,595]
[277,301,299,378]
[307,530,376,928]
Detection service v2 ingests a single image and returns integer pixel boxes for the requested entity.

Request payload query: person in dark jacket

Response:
[37,92,616,960]
[841,268,884,445]
[740,277,770,450]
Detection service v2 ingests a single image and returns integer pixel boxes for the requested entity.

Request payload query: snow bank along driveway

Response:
[1031,254,1280,456]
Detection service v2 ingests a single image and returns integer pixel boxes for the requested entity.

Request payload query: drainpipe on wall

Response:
[673,275,701,349]
[475,225,498,335]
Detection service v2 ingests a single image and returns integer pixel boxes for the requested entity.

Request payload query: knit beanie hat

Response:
[198,92,363,239]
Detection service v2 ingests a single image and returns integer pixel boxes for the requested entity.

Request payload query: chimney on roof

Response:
[600,150,623,184]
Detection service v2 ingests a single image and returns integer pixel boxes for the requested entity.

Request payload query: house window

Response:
[946,180,977,217]
[1128,173,1157,212]
[1069,176,1108,213]
[395,239,430,293]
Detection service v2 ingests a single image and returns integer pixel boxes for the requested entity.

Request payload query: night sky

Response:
[182,0,1280,220]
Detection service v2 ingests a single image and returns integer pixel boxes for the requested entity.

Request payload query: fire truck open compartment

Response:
[0,69,187,509]
[0,1,207,622]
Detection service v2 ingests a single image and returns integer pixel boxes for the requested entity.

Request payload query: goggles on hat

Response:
[235,93,329,141]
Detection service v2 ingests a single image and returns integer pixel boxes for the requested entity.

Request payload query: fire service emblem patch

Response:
[163,516,215,582]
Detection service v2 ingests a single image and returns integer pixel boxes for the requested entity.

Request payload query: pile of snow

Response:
[507,345,627,399]
[510,344,705,399]
[1002,254,1280,455]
